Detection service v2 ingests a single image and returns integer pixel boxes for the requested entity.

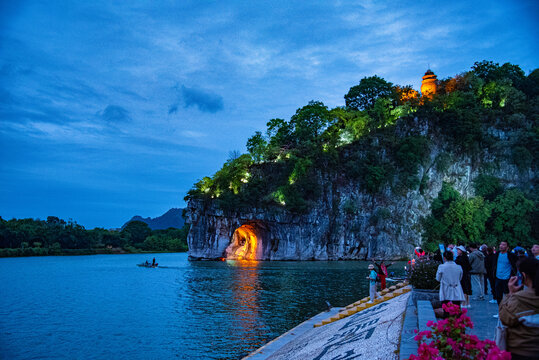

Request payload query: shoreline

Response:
[0,249,187,258]
[245,283,412,360]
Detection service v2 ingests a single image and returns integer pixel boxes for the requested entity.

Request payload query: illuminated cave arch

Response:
[225,224,260,260]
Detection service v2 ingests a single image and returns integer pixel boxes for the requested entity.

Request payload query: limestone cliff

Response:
[186,118,535,260]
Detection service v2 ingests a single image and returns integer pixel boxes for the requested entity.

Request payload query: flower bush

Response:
[408,303,511,360]
[408,259,440,290]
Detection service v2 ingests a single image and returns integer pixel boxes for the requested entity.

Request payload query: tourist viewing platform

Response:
[244,279,507,359]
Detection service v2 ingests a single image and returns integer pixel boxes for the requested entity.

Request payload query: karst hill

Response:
[185,61,538,260]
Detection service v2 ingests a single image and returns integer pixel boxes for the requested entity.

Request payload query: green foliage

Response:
[185,60,537,217]
[122,221,151,245]
[409,259,440,290]
[434,152,452,173]
[424,182,537,250]
[330,108,370,144]
[246,131,267,163]
[442,197,491,244]
[488,189,535,247]
[143,225,189,252]
[436,90,484,154]
[472,61,526,89]
[364,165,387,193]
[512,146,533,172]
[0,217,189,257]
[290,101,335,144]
[344,75,394,111]
[395,136,430,190]
[473,174,502,201]
[342,199,359,215]
[370,207,391,225]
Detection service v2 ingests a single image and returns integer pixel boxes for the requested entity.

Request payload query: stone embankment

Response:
[245,283,412,360]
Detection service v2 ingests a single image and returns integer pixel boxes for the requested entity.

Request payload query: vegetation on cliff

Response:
[186,60,538,248]
[0,217,189,257]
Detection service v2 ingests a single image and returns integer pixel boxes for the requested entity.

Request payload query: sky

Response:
[1,0,538,229]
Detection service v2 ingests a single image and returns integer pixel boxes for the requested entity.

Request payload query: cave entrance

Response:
[226,224,259,260]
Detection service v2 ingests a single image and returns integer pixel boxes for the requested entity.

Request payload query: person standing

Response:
[493,241,518,307]
[469,244,486,300]
[480,244,489,296]
[436,250,465,314]
[455,245,472,307]
[373,259,394,290]
[485,246,497,303]
[367,264,380,303]
[447,244,458,262]
[499,257,539,360]
[531,244,539,260]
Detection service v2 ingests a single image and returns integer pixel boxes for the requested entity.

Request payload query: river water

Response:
[0,253,405,359]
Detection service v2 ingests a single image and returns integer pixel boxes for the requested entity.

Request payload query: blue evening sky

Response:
[1,1,537,229]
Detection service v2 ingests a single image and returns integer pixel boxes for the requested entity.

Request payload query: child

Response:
[367,264,380,303]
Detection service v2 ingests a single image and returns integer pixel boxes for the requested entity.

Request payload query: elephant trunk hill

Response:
[186,62,538,260]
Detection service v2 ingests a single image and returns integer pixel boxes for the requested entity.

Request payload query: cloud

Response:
[180,85,224,113]
[99,105,130,123]
[168,104,178,115]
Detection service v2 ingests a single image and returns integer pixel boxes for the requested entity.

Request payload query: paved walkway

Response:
[466,294,499,340]
[247,280,499,360]
[246,292,410,360]
[399,285,500,359]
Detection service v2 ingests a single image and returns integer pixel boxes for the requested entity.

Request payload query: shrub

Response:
[409,259,440,290]
[409,302,510,360]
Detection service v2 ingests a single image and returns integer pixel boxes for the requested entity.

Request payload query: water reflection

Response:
[180,258,407,359]
[228,260,265,352]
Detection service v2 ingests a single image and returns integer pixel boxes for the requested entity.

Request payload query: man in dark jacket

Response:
[483,245,497,301]
[493,241,518,307]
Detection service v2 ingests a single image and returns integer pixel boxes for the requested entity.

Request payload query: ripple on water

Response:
[0,254,406,359]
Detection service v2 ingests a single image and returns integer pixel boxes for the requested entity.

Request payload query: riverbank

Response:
[245,282,500,360]
[246,283,412,360]
[0,247,187,257]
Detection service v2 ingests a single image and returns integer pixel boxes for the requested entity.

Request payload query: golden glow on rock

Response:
[421,69,437,97]
[226,225,259,260]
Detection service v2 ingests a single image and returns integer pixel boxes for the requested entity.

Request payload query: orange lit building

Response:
[420,69,437,97]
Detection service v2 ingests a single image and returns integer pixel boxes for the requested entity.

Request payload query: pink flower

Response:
[409,306,510,360]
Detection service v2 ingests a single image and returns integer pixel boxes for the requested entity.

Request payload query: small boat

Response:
[137,262,158,268]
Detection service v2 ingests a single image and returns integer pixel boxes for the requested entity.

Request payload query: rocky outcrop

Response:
[187,121,535,260]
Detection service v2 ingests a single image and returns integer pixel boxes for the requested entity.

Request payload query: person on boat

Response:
[152,258,156,266]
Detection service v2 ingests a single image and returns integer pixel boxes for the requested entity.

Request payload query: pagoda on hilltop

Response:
[420,69,437,97]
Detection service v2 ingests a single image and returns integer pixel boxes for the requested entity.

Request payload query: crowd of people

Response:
[431,242,539,360]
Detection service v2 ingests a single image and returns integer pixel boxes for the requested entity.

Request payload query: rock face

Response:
[187,121,535,260]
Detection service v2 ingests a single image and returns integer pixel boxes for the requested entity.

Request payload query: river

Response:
[0,253,405,359]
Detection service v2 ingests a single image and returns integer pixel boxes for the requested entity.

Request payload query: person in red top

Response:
[373,259,395,290]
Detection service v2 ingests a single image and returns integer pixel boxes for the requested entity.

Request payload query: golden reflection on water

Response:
[227,259,265,350]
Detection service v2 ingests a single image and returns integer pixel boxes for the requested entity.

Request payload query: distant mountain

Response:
[122,208,185,230]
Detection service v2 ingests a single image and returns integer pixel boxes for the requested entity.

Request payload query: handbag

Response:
[494,318,507,351]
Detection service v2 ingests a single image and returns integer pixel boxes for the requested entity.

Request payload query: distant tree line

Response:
[0,217,189,257]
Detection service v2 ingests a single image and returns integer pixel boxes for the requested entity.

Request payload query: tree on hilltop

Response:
[345,75,394,111]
